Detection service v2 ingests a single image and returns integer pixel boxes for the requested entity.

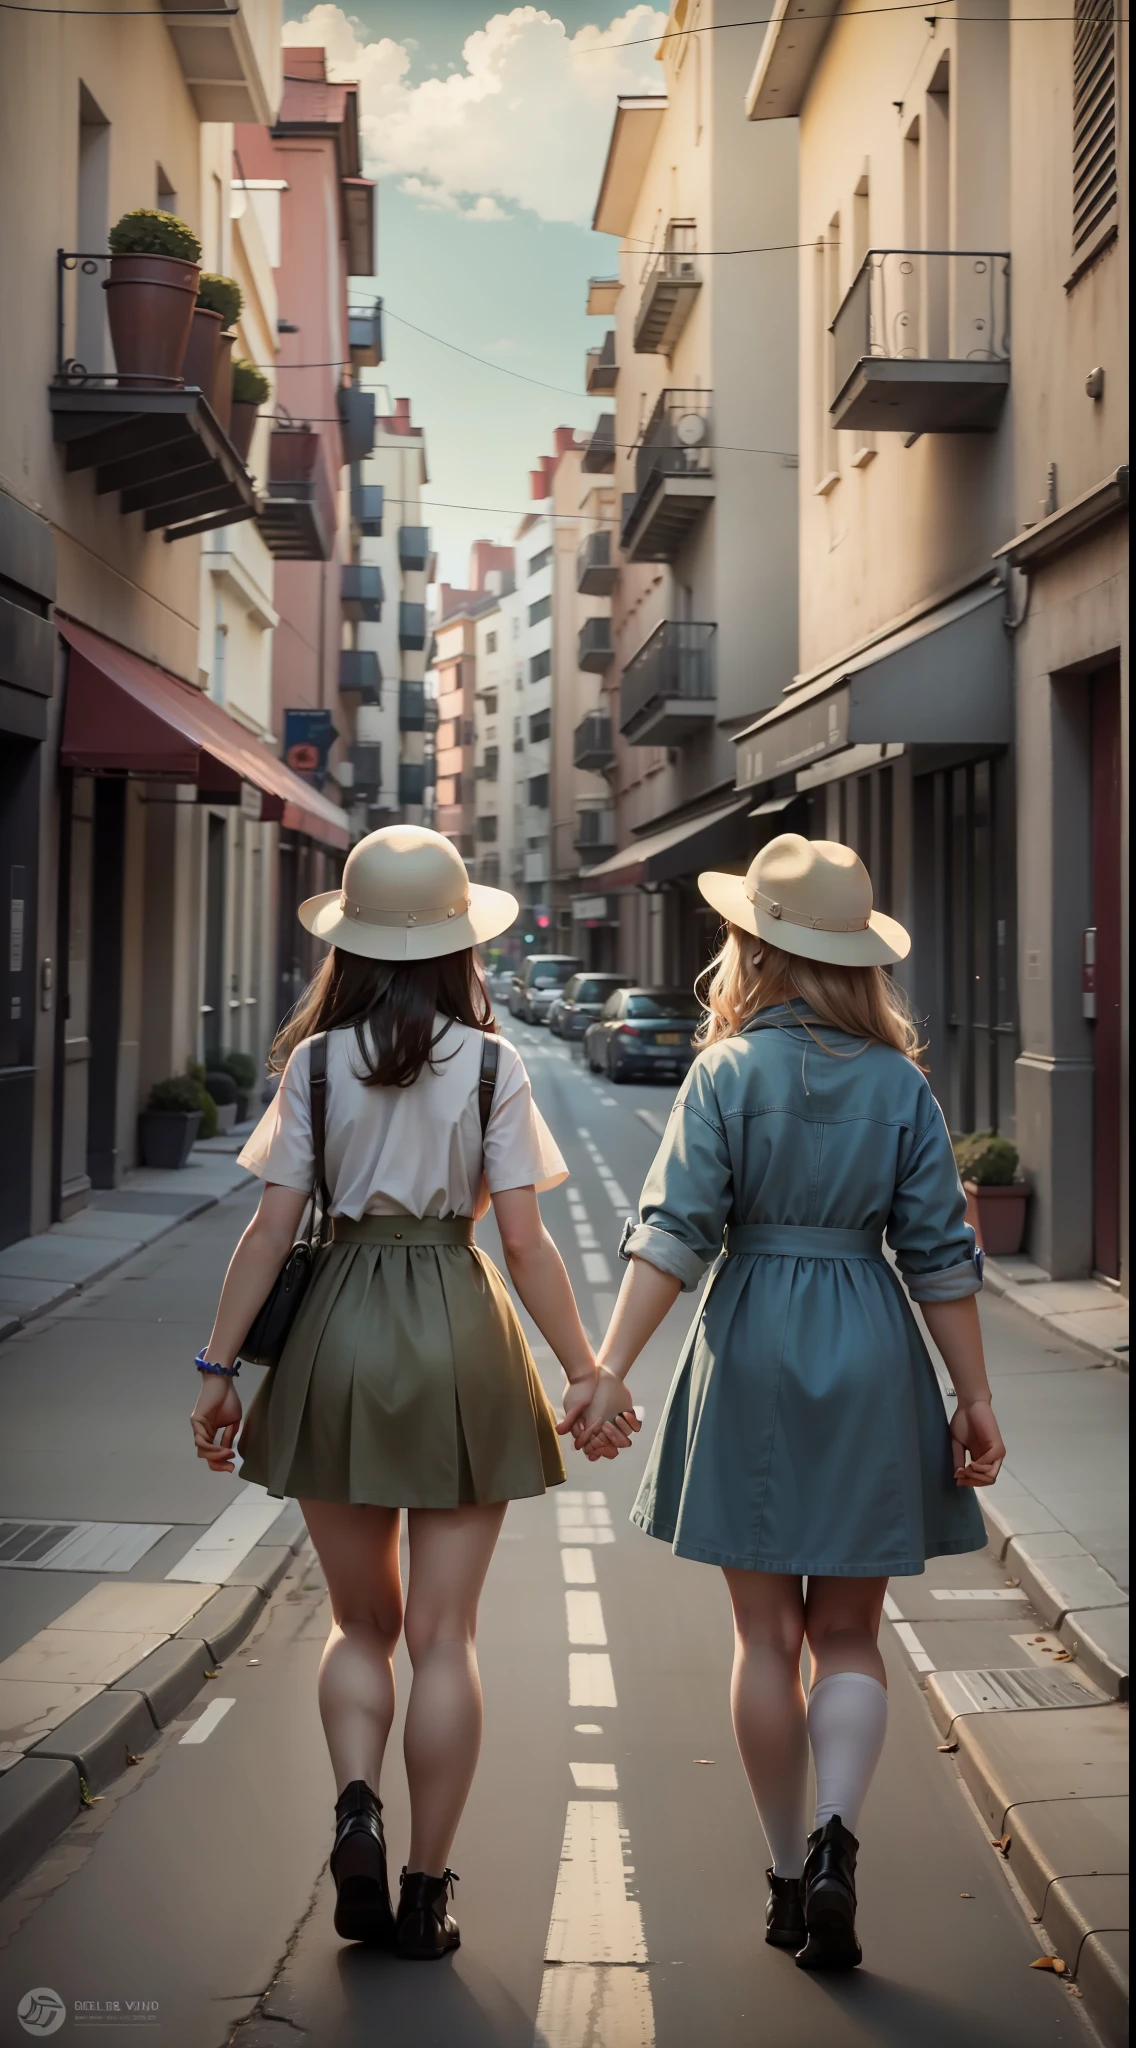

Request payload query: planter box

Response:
[139,1110,202,1170]
[964,1180,1028,1258]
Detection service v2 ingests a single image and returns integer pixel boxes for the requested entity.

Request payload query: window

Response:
[530,650,551,684]
[486,631,498,653]
[528,595,551,627]
[528,773,549,807]
[476,814,498,842]
[1072,0,1119,262]
[529,709,550,744]
[482,690,498,716]
[528,545,552,576]
[482,747,499,782]
[513,715,523,738]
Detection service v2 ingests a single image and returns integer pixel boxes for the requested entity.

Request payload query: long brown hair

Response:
[695,926,924,1060]
[270,946,495,1089]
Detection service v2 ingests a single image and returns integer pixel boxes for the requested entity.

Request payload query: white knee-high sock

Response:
[806,1672,888,1836]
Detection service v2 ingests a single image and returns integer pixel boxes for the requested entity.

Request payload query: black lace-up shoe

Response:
[765,1868,807,1949]
[795,1816,862,1970]
[396,1867,461,1960]
[330,1781,396,1947]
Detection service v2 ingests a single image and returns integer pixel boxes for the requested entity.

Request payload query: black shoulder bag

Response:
[238,1033,330,1367]
[478,1032,499,1137]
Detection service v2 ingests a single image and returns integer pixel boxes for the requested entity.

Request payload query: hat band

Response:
[749,886,871,935]
[339,893,471,931]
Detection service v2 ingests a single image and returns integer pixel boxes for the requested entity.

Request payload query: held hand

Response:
[557,1365,598,1439]
[576,1365,642,1460]
[950,1399,1005,1487]
[191,1373,243,1474]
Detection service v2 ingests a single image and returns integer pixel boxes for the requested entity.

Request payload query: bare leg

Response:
[301,1499,403,1795]
[803,1577,889,1837]
[402,1501,508,1876]
[804,1576,888,1690]
[722,1569,809,1878]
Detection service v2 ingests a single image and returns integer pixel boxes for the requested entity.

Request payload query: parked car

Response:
[583,988,702,1082]
[509,954,583,1024]
[551,972,633,1040]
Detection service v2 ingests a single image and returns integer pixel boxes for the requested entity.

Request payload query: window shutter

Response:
[1072,0,1118,256]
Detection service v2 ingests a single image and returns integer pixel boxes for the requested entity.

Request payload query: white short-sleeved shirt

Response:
[238,1020,567,1220]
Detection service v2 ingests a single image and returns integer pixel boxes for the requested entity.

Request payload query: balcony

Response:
[831,250,1011,434]
[338,384,376,463]
[350,478,383,536]
[50,379,258,545]
[257,425,335,559]
[339,649,381,700]
[578,615,614,673]
[350,741,381,794]
[573,709,615,773]
[620,389,713,563]
[399,761,427,807]
[341,563,383,623]
[348,298,383,368]
[524,847,550,885]
[634,221,701,355]
[585,331,617,395]
[398,679,425,731]
[399,601,427,651]
[159,0,280,124]
[398,525,430,572]
[574,808,616,860]
[619,620,716,747]
[582,413,615,474]
[577,528,617,595]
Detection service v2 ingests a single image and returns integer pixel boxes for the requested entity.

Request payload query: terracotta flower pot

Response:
[212,332,235,433]
[229,399,259,464]
[103,253,200,389]
[181,303,222,398]
[964,1180,1029,1258]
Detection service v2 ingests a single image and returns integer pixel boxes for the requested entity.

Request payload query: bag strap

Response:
[478,1034,499,1138]
[309,1032,331,1241]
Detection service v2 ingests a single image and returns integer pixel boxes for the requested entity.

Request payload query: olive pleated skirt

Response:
[238,1214,565,1509]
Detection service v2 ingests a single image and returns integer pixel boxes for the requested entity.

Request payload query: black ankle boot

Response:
[765,1868,807,1949]
[330,1782,396,1947]
[795,1816,861,1970]
[396,1867,460,1960]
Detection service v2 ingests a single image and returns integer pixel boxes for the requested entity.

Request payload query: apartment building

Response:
[432,546,512,858]
[472,574,521,903]
[742,0,1127,1286]
[352,396,434,829]
[578,0,800,988]
[0,0,349,1251]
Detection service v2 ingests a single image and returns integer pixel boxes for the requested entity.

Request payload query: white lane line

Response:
[543,1801,646,1963]
[534,1964,654,2047]
[575,1723,603,1734]
[566,1590,608,1646]
[574,1222,599,1249]
[599,1096,618,1107]
[892,1620,935,1673]
[583,1251,613,1284]
[569,1653,618,1707]
[883,1592,903,1621]
[179,1697,236,1745]
[931,1588,1030,1601]
[570,1761,619,1790]
[561,1548,596,1584]
[166,1484,284,1584]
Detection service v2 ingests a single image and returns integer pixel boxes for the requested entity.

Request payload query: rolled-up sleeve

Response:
[887,1087,983,1301]
[237,1044,314,1191]
[620,1062,732,1291]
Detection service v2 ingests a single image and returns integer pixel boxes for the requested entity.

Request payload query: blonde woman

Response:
[190,828,598,1960]
[577,836,1005,1972]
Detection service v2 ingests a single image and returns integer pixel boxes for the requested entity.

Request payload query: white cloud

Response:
[281,6,667,226]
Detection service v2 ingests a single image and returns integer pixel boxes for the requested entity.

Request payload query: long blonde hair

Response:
[694,925,924,1060]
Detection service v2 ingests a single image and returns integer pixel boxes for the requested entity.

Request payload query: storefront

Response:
[579,793,776,989]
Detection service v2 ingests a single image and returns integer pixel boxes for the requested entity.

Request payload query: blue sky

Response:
[281,4,666,580]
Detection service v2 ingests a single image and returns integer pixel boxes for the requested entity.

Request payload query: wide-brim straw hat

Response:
[299,824,519,962]
[699,832,910,967]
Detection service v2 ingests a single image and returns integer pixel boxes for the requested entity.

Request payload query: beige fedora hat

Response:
[699,833,910,967]
[299,824,519,963]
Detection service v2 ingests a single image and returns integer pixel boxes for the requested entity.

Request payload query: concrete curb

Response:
[981,1258,1129,1370]
[978,1496,1129,1701]
[0,1521,310,1899]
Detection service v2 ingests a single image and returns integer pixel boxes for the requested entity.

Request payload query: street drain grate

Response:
[0,1520,171,1571]
[931,1666,1106,1717]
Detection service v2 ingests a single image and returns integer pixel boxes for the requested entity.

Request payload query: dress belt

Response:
[331,1213,476,1247]
[723,1224,883,1258]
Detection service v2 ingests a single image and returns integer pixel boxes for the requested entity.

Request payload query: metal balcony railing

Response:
[341,563,383,622]
[350,742,381,793]
[578,615,614,672]
[350,479,383,536]
[398,679,425,730]
[831,250,1011,433]
[399,600,427,651]
[581,412,615,473]
[577,528,617,595]
[634,221,701,354]
[338,384,376,463]
[340,649,381,699]
[585,331,617,394]
[620,389,714,561]
[348,299,383,369]
[398,524,430,572]
[573,710,615,773]
[574,809,615,856]
[399,761,426,807]
[619,620,716,745]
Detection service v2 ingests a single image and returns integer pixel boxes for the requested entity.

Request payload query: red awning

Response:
[58,619,350,851]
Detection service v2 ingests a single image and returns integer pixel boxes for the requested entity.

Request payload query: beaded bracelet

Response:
[196,1349,240,1378]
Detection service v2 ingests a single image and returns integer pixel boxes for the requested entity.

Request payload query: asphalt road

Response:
[0,1019,1098,2048]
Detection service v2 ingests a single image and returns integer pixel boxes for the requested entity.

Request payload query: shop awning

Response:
[58,619,350,851]
[580,795,752,889]
[733,578,1012,790]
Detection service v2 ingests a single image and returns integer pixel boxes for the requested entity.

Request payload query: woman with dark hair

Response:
[189,827,596,1959]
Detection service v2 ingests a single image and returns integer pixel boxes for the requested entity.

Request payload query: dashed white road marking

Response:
[599,1096,618,1107]
[534,1963,654,2047]
[931,1588,1030,1601]
[882,1592,903,1621]
[583,1251,613,1284]
[566,1589,608,1646]
[569,1653,618,1707]
[561,1548,597,1584]
[543,1801,645,1963]
[179,1697,235,1744]
[892,1620,935,1672]
[570,1761,619,1790]
[557,1498,614,1547]
[574,1723,603,1734]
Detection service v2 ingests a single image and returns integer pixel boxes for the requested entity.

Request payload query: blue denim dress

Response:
[625,1004,986,1577]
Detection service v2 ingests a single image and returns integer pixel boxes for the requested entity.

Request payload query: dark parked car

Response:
[583,988,702,1082]
[550,972,632,1039]
[508,954,583,1024]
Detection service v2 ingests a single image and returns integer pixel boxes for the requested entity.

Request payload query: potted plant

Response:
[139,1075,203,1169]
[186,1062,219,1141]
[953,1131,1029,1257]
[104,209,202,389]
[194,274,243,431]
[218,1048,259,1121]
[205,1069,240,1135]
[229,360,270,464]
